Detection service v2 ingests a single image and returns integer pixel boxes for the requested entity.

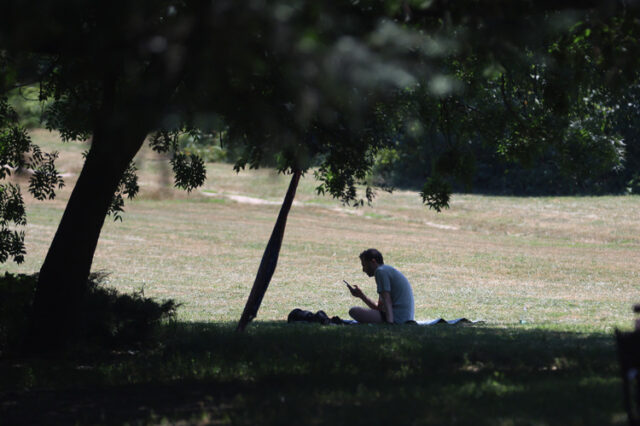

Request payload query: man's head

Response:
[359,248,384,277]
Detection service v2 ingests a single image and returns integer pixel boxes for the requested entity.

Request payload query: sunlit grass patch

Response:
[4,131,640,332]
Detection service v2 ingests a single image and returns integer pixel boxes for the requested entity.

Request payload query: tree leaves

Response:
[170,152,206,193]
[0,184,26,227]
[0,183,27,263]
[107,161,139,222]
[0,93,64,263]
[420,176,451,212]
[29,151,65,200]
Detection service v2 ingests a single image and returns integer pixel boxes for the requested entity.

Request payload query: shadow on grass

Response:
[0,322,627,425]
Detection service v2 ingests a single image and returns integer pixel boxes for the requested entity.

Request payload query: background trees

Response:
[371,9,640,195]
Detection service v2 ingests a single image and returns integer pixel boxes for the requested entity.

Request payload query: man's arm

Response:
[381,291,394,323]
[349,285,381,310]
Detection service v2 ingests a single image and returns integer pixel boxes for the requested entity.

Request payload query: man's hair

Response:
[359,248,384,264]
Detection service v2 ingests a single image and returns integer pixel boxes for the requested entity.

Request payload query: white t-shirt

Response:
[375,264,415,324]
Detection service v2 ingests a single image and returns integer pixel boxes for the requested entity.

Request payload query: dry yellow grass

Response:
[4,130,640,331]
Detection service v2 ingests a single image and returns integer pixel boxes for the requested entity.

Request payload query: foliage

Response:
[0,272,178,355]
[150,129,210,192]
[7,85,49,129]
[28,150,64,200]
[370,32,636,195]
[628,174,640,195]
[0,184,26,262]
[420,176,451,212]
[0,95,63,263]
[0,272,34,354]
[179,131,228,163]
[107,161,139,221]
[80,150,140,221]
[170,153,206,192]
[81,272,178,348]
[0,2,637,268]
[611,84,640,194]
[3,2,639,203]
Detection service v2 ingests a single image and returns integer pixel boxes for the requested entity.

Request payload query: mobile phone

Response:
[343,280,353,290]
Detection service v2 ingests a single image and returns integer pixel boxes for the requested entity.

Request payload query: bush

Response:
[179,133,228,163]
[0,272,178,355]
[628,174,640,195]
[7,86,50,129]
[0,273,36,355]
[81,272,179,347]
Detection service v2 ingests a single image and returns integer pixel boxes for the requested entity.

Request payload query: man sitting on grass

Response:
[348,248,415,324]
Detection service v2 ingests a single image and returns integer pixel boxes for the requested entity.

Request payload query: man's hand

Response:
[349,284,365,299]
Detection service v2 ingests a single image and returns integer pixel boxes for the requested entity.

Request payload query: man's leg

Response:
[349,307,385,323]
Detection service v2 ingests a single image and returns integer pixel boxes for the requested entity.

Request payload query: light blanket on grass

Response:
[343,318,484,325]
[417,318,485,325]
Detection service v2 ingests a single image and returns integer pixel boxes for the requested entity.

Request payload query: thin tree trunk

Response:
[27,126,146,350]
[236,169,302,332]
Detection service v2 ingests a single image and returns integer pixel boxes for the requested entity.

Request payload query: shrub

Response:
[7,86,50,129]
[0,272,178,355]
[179,133,228,163]
[628,174,640,195]
[0,272,36,355]
[81,272,179,347]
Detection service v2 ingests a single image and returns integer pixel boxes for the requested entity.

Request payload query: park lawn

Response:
[0,323,625,425]
[1,129,638,424]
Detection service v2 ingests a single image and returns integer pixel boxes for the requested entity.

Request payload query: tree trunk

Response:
[236,169,302,332]
[24,4,209,350]
[26,125,147,350]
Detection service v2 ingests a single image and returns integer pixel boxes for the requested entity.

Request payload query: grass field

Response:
[2,129,639,424]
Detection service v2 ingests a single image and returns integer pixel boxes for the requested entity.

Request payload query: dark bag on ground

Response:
[287,308,343,325]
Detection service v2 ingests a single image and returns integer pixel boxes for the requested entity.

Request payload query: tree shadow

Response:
[0,322,626,425]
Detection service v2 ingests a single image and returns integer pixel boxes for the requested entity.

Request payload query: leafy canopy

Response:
[2,0,640,264]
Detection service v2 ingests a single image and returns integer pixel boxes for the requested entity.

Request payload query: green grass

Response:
[1,130,638,424]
